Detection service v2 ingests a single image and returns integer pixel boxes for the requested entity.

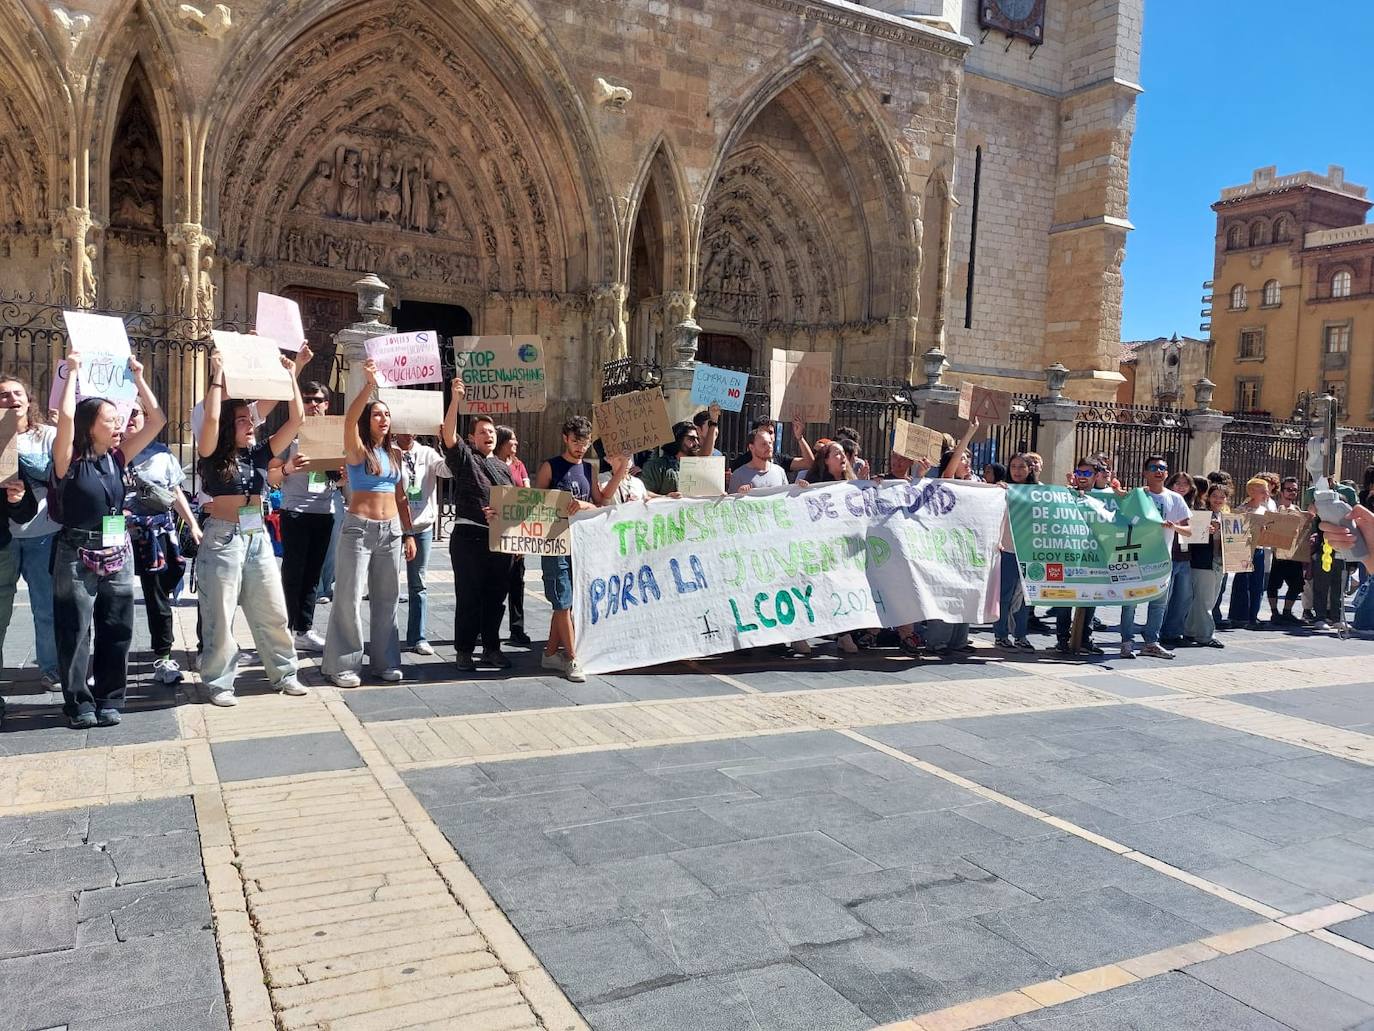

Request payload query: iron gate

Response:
[1218,415,1311,486]
[1074,402,1191,482]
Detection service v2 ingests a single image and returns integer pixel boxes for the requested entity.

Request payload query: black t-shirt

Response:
[444,438,513,529]
[201,441,275,499]
[57,450,126,531]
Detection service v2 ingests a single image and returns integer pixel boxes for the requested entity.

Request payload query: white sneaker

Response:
[565,657,587,683]
[294,630,326,653]
[1142,642,1176,660]
[208,689,237,707]
[411,640,435,656]
[1118,643,1136,659]
[153,657,183,684]
[277,676,309,696]
[329,671,362,688]
[837,634,859,655]
[378,669,404,682]
[541,652,568,672]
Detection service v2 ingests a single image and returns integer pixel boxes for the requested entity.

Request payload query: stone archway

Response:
[623,139,691,366]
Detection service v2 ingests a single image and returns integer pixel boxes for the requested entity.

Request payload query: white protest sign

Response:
[1186,511,1213,546]
[365,330,442,386]
[255,292,305,353]
[570,479,1004,674]
[677,456,726,497]
[453,335,547,413]
[488,485,573,556]
[211,330,295,401]
[377,387,444,436]
[769,348,831,423]
[690,363,749,412]
[63,312,136,404]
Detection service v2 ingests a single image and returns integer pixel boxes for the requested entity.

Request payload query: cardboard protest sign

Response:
[1255,510,1308,552]
[1220,513,1254,573]
[922,400,989,442]
[690,363,749,413]
[677,456,726,497]
[769,349,831,423]
[1186,511,1213,546]
[0,408,19,481]
[488,485,572,556]
[453,335,547,414]
[365,331,442,386]
[63,311,136,404]
[212,330,294,401]
[294,415,345,472]
[255,293,305,353]
[592,387,672,457]
[377,387,443,436]
[892,418,945,465]
[957,383,1014,426]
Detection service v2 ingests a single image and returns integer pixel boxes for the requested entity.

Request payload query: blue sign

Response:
[690,363,749,412]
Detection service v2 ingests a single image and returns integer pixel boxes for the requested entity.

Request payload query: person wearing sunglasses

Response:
[639,421,702,497]
[1265,477,1307,625]
[1053,460,1105,655]
[1118,455,1191,660]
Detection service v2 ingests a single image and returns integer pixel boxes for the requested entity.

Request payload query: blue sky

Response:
[1120,3,1374,341]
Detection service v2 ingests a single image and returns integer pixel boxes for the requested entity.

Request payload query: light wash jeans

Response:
[1121,578,1171,645]
[324,514,402,676]
[992,550,1029,641]
[1189,566,1223,643]
[404,527,433,647]
[1161,560,1193,641]
[12,532,59,678]
[197,518,297,695]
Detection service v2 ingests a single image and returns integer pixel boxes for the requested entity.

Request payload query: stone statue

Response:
[337,149,362,221]
[197,253,215,317]
[50,236,71,300]
[593,77,633,110]
[81,243,98,305]
[172,251,190,310]
[297,160,333,216]
[375,152,402,224]
[110,143,160,229]
[431,181,454,233]
[176,3,233,40]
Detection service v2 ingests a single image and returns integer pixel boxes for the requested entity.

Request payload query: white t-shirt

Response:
[729,462,788,493]
[1142,486,1191,553]
[12,424,58,537]
[398,442,451,531]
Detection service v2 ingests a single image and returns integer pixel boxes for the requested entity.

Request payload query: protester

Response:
[495,425,532,647]
[534,416,627,682]
[51,352,166,727]
[397,428,451,656]
[276,380,338,653]
[1054,459,1105,655]
[124,403,201,684]
[442,383,515,671]
[1227,476,1271,629]
[0,374,61,689]
[1208,470,1236,629]
[1159,471,1197,647]
[196,351,308,706]
[692,404,722,457]
[1305,475,1357,630]
[728,423,789,492]
[1118,455,1190,659]
[983,462,1008,485]
[926,419,981,655]
[1186,483,1230,648]
[1266,476,1306,625]
[0,452,38,706]
[833,426,870,478]
[993,453,1036,650]
[640,421,702,495]
[322,360,417,687]
[728,416,815,475]
[797,438,859,486]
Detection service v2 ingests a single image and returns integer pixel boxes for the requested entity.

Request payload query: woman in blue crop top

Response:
[195,349,309,706]
[321,358,416,687]
[50,348,165,728]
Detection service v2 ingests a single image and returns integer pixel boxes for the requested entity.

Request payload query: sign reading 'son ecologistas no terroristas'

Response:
[570,480,1005,674]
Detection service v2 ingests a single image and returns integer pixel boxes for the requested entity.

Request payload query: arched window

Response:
[1273,215,1292,243]
[1230,284,1248,310]
[1249,220,1270,247]
[1227,225,1244,250]
[1262,280,1281,306]
[1332,269,1353,298]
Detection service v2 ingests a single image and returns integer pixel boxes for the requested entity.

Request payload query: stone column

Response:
[1185,379,1232,476]
[1034,363,1080,484]
[167,223,213,325]
[912,346,958,417]
[334,274,392,402]
[51,207,100,308]
[660,291,701,425]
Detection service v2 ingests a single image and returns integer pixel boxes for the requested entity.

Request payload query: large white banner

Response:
[570,480,1006,674]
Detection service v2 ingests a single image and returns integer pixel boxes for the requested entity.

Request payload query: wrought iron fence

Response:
[976,394,1040,472]
[1218,414,1311,486]
[1339,429,1374,484]
[830,378,919,476]
[1074,402,1191,482]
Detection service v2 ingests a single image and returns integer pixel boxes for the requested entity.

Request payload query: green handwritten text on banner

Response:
[1006,485,1170,607]
[569,480,1006,674]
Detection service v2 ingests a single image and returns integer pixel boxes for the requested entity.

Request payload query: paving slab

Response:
[1258,933,1374,1006]
[1186,948,1374,1031]
[1328,912,1374,950]
[210,729,364,782]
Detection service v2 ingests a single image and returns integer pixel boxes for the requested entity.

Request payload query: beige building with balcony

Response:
[1209,165,1374,420]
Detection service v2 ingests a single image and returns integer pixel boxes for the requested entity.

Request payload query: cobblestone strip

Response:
[222,768,552,1031]
[0,741,196,814]
[1109,655,1370,696]
[1140,694,1374,765]
[367,676,1113,767]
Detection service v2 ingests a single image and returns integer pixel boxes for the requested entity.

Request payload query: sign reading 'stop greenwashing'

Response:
[1006,485,1171,607]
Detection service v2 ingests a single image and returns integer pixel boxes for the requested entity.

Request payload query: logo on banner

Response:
[518,342,540,363]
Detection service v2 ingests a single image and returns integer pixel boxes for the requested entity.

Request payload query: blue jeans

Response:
[993,550,1028,640]
[317,501,345,599]
[13,533,59,678]
[404,527,433,646]
[1121,579,1171,645]
[1227,551,1267,623]
[1161,560,1192,640]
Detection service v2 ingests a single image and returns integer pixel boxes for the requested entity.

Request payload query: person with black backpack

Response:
[50,351,165,728]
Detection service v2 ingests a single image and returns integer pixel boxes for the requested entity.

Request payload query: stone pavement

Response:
[3,566,1374,1030]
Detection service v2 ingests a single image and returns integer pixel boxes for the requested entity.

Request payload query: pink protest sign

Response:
[255,292,305,353]
[364,331,442,386]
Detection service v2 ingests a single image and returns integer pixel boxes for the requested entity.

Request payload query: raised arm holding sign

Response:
[63,311,136,404]
[690,363,749,412]
[211,330,295,401]
[364,331,442,386]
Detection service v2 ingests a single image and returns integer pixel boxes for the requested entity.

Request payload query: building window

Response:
[1249,220,1269,247]
[1229,284,1247,310]
[1262,280,1281,307]
[1227,225,1244,250]
[1324,322,1351,353]
[1274,215,1292,242]
[1238,329,1264,359]
[1237,379,1262,411]
[1324,381,1347,414]
[1332,269,1353,298]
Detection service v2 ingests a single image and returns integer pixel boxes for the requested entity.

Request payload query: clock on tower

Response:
[978,0,1046,44]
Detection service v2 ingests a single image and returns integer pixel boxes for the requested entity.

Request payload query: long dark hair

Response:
[0,372,48,428]
[72,397,113,458]
[806,439,857,483]
[199,398,250,485]
[358,399,401,476]
[1009,452,1039,485]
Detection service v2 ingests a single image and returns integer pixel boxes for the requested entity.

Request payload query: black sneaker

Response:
[1053,641,1073,655]
[481,650,513,669]
[455,652,477,672]
[69,712,97,729]
[1082,641,1106,655]
[508,632,534,647]
[96,709,121,727]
